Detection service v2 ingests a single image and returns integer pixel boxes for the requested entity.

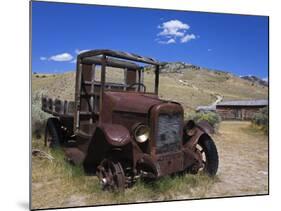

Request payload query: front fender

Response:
[99,123,131,147]
[183,120,214,148]
[83,125,131,172]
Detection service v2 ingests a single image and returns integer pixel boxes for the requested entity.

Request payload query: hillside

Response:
[32,63,268,113]
[240,75,268,86]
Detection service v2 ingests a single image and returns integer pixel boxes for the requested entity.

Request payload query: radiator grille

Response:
[156,113,181,154]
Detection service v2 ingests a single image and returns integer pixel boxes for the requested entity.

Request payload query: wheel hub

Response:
[96,159,125,191]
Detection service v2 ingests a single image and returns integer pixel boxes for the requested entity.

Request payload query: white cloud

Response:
[158,20,189,37]
[40,49,90,63]
[49,53,73,62]
[158,38,176,45]
[180,34,196,43]
[167,38,176,44]
[157,19,196,44]
[75,49,90,54]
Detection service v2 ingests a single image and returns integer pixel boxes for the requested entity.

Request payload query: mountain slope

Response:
[240,75,268,86]
[32,63,268,113]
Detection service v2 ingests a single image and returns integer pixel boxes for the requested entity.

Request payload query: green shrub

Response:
[32,90,50,139]
[186,111,221,128]
[252,106,268,134]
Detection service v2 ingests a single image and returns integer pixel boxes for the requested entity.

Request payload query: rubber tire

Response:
[45,118,63,148]
[198,137,219,176]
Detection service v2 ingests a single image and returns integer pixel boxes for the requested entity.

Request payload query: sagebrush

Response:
[32,90,50,138]
[186,111,221,128]
[252,106,268,134]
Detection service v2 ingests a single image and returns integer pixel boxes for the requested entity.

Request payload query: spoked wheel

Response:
[192,137,219,176]
[96,159,125,191]
[44,118,63,148]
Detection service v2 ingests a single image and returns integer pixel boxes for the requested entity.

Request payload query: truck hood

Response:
[104,91,164,114]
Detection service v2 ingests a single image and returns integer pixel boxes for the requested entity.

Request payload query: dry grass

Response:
[32,138,217,209]
[181,69,267,101]
[31,121,268,209]
[32,72,75,101]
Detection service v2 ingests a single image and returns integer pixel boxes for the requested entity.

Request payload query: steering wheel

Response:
[127,83,146,92]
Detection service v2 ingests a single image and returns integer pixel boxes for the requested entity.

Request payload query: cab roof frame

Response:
[78,49,160,66]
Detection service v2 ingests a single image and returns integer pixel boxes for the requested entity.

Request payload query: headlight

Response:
[134,124,150,143]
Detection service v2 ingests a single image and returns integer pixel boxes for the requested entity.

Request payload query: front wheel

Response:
[192,137,219,176]
[96,159,125,191]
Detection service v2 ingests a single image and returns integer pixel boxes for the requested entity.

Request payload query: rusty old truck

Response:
[41,49,219,191]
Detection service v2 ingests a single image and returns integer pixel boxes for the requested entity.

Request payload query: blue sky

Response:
[32,1,269,79]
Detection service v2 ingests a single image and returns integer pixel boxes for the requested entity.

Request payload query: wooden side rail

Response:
[41,95,74,117]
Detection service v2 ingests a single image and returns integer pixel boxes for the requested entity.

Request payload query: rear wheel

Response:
[196,137,219,176]
[44,118,63,148]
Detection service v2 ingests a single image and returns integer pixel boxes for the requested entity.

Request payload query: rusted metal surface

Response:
[96,159,126,191]
[82,56,140,69]
[78,49,160,65]
[41,49,219,190]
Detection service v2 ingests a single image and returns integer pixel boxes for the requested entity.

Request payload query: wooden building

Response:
[216,99,268,120]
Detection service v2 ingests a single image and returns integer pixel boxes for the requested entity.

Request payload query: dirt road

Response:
[208,121,268,197]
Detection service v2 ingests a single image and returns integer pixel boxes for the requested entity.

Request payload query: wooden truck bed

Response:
[41,95,75,118]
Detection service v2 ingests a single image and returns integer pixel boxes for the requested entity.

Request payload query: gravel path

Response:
[207,121,268,197]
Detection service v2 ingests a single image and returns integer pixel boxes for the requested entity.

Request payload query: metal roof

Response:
[78,49,160,65]
[216,99,268,107]
[196,105,216,112]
